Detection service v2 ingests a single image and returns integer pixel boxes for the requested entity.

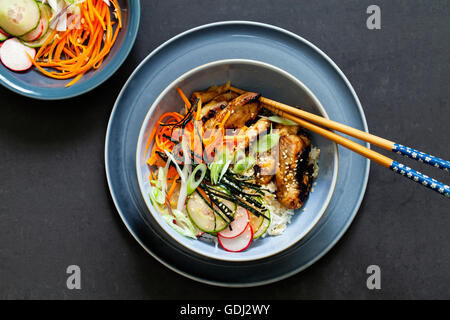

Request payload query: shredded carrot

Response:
[176,88,191,113]
[196,188,211,203]
[145,87,233,205]
[36,29,58,59]
[147,152,158,166]
[167,174,180,200]
[149,170,157,182]
[111,0,122,28]
[31,0,122,87]
[218,110,231,128]
[82,6,95,34]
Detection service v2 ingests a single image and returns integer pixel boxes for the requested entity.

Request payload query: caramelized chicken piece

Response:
[254,152,276,185]
[236,117,271,150]
[192,81,231,104]
[233,117,274,185]
[204,92,261,129]
[224,101,261,129]
[200,92,239,122]
[275,124,312,209]
[212,91,239,103]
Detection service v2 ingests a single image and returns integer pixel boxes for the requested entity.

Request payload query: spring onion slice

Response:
[218,158,232,183]
[149,166,167,207]
[149,186,165,206]
[233,149,256,174]
[253,132,280,154]
[209,162,221,185]
[164,150,185,182]
[259,115,298,126]
[177,139,191,212]
[209,149,232,185]
[187,164,207,195]
[233,156,255,174]
[162,209,197,239]
[158,166,168,196]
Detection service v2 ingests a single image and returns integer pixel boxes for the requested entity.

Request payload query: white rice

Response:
[261,182,295,236]
[309,146,321,179]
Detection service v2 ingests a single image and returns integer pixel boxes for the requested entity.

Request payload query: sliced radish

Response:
[21,19,45,42]
[0,38,36,72]
[217,207,249,239]
[218,224,253,252]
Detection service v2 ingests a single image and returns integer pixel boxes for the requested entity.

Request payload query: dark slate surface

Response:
[0,0,448,299]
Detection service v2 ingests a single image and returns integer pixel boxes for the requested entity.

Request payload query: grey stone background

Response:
[0,0,448,299]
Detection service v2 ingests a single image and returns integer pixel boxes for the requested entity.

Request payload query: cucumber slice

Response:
[0,32,7,41]
[20,2,53,42]
[20,16,43,42]
[35,3,51,41]
[209,185,237,215]
[186,192,222,233]
[248,196,266,233]
[20,2,51,42]
[0,0,41,37]
[40,3,52,18]
[186,188,236,234]
[253,201,271,239]
[22,27,54,48]
[249,212,264,235]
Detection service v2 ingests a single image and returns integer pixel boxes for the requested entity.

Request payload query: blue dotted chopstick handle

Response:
[392,143,450,172]
[390,161,450,197]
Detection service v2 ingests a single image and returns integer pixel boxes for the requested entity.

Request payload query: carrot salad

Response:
[29,0,122,87]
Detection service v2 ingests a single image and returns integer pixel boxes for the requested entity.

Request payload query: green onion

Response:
[233,150,256,174]
[218,158,232,183]
[164,150,186,182]
[149,185,165,206]
[252,132,280,154]
[187,164,207,195]
[158,166,168,196]
[209,149,232,185]
[162,209,197,238]
[259,115,298,126]
[177,139,192,212]
[209,162,221,185]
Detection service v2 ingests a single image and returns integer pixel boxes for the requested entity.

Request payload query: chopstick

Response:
[230,86,450,198]
[231,86,450,172]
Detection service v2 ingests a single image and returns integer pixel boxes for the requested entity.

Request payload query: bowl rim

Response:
[0,0,141,100]
[135,58,339,262]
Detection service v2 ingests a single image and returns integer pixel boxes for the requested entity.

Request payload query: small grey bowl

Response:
[0,0,140,100]
[136,59,338,262]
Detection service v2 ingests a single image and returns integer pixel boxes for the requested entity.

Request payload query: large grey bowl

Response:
[136,59,338,262]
